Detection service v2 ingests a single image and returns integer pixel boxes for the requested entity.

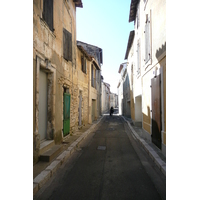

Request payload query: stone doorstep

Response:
[39,140,55,155]
[39,145,63,162]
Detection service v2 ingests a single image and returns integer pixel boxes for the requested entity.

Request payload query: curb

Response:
[33,115,105,195]
[121,116,166,176]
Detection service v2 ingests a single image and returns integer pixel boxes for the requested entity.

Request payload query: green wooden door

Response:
[63,93,70,136]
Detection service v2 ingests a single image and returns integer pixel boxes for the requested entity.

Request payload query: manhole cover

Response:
[107,127,115,131]
[97,146,106,150]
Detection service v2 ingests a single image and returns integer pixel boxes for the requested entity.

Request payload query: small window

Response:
[63,28,72,61]
[43,0,54,31]
[81,56,87,73]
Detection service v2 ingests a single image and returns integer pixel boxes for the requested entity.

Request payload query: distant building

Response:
[77,41,103,122]
[101,77,110,114]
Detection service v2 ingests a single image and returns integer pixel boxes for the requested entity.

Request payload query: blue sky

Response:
[76,0,134,94]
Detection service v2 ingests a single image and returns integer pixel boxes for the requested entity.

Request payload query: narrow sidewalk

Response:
[33,115,105,195]
[121,116,166,176]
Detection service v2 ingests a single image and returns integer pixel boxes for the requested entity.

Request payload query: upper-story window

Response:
[43,0,54,31]
[91,64,96,88]
[81,56,87,74]
[63,28,72,62]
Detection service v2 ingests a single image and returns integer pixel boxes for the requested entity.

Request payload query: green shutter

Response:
[63,93,70,136]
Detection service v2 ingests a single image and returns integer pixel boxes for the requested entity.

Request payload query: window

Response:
[144,13,151,64]
[91,64,96,88]
[43,0,54,31]
[63,28,72,61]
[81,56,87,73]
[137,41,141,75]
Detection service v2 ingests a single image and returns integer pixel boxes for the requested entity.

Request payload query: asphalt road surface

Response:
[34,113,166,200]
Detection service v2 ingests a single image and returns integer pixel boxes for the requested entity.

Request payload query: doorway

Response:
[39,70,48,141]
[151,74,162,149]
[92,99,96,122]
[79,91,82,126]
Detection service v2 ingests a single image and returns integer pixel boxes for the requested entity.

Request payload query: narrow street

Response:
[34,109,166,200]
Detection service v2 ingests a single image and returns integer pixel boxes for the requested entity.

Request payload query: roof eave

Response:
[128,0,140,22]
[124,30,135,59]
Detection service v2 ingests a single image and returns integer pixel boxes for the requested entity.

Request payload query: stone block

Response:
[76,136,84,143]
[56,150,70,164]
[161,165,166,176]
[149,150,160,161]
[154,157,165,170]
[33,170,51,189]
[70,141,78,148]
[68,146,75,154]
[33,183,38,195]
[45,160,61,176]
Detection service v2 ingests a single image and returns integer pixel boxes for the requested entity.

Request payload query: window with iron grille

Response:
[144,14,151,64]
[63,28,72,62]
[43,0,54,31]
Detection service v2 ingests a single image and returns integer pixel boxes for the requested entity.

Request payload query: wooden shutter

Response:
[145,18,148,62]
[43,0,53,31]
[145,14,151,63]
[63,28,72,61]
[91,64,94,87]
[137,42,140,74]
[81,56,84,71]
[84,58,87,73]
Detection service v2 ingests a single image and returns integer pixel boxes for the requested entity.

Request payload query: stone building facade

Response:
[33,0,83,164]
[124,0,166,155]
[77,41,103,122]
[117,62,129,116]
[101,78,110,114]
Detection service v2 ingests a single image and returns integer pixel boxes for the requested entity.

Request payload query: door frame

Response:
[34,55,56,142]
[63,92,70,136]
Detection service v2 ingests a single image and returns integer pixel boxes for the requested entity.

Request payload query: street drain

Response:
[97,146,106,150]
